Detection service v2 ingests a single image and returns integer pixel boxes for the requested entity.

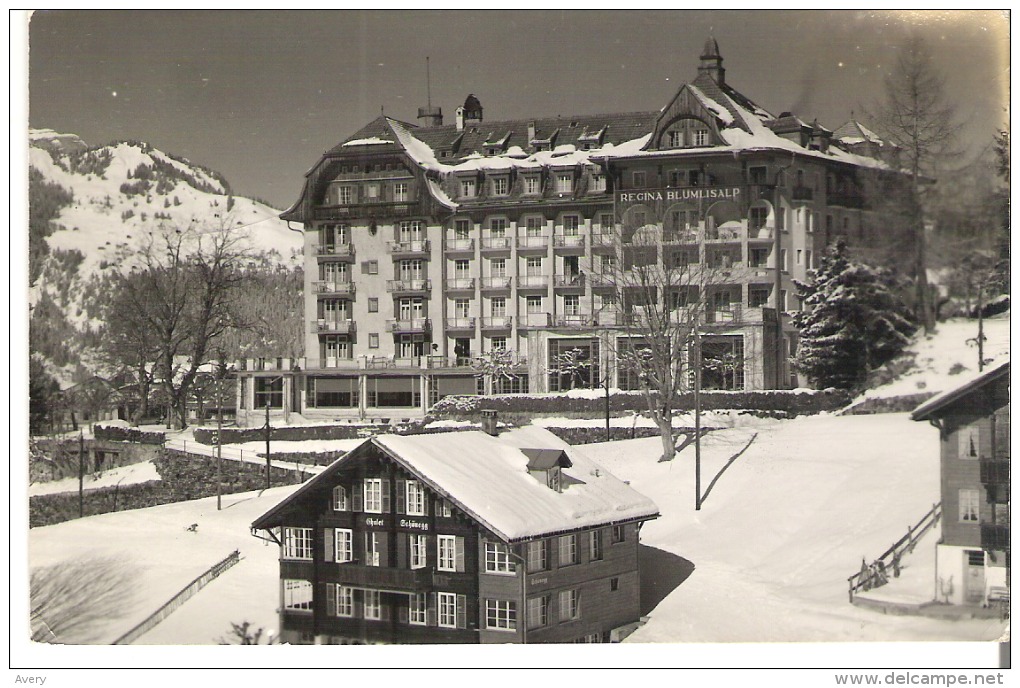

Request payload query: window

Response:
[558,534,578,566]
[332,485,348,511]
[780,249,788,272]
[667,130,683,148]
[364,590,381,620]
[750,288,770,308]
[489,218,507,237]
[490,297,506,317]
[562,215,580,235]
[438,535,457,571]
[438,499,453,518]
[632,171,646,187]
[527,295,543,313]
[454,219,471,239]
[283,579,313,612]
[524,176,540,195]
[564,294,580,316]
[693,128,709,146]
[490,258,507,277]
[410,534,427,569]
[362,260,378,275]
[591,172,606,192]
[368,333,380,349]
[805,250,813,269]
[408,593,427,625]
[364,532,382,567]
[527,596,549,629]
[393,181,409,202]
[526,256,543,276]
[454,298,470,319]
[558,589,579,621]
[337,186,353,205]
[590,530,603,561]
[368,297,379,313]
[612,525,625,543]
[283,527,313,560]
[555,173,573,193]
[336,585,354,617]
[959,489,980,522]
[796,249,803,266]
[334,528,353,563]
[490,336,507,351]
[438,592,458,628]
[485,599,517,631]
[364,478,384,513]
[492,177,509,195]
[484,541,516,574]
[402,480,425,516]
[610,577,619,592]
[958,425,980,458]
[749,166,767,185]
[525,216,544,236]
[365,183,380,200]
[254,377,283,410]
[460,179,476,198]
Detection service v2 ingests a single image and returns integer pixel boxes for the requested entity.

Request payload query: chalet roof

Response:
[910,360,1010,421]
[251,430,658,543]
[522,448,572,470]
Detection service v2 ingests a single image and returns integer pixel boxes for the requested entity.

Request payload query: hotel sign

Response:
[616,187,741,204]
[362,516,431,531]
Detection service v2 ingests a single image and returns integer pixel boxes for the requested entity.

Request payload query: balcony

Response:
[316,243,355,259]
[311,319,356,335]
[236,357,301,372]
[480,237,512,252]
[516,236,550,251]
[444,317,476,331]
[480,276,512,291]
[481,316,513,330]
[445,277,475,292]
[387,318,431,333]
[703,304,744,325]
[553,234,586,251]
[980,459,1010,485]
[553,273,586,290]
[312,280,356,296]
[311,357,360,370]
[556,313,594,328]
[747,226,775,241]
[792,186,815,202]
[517,275,549,289]
[388,239,431,256]
[386,278,431,294]
[662,230,700,245]
[330,563,434,593]
[519,313,552,328]
[443,238,474,253]
[425,355,474,369]
[589,273,615,288]
[704,227,744,242]
[980,523,1010,552]
[591,232,616,249]
[594,310,626,326]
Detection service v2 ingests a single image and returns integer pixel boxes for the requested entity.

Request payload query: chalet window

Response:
[334,528,353,563]
[393,182,409,202]
[368,333,380,349]
[492,177,509,196]
[283,579,313,612]
[590,530,603,561]
[490,218,507,237]
[958,425,980,459]
[363,478,385,513]
[558,589,579,621]
[364,532,383,566]
[338,186,353,205]
[591,172,606,192]
[409,534,427,569]
[485,599,517,631]
[437,592,462,628]
[959,489,980,523]
[693,128,709,146]
[460,179,476,198]
[527,595,549,629]
[667,131,683,148]
[525,540,547,572]
[438,499,453,518]
[409,593,427,625]
[368,298,379,313]
[438,534,464,572]
[610,577,619,592]
[612,525,625,543]
[405,480,427,516]
[336,584,354,617]
[484,541,516,574]
[332,486,349,511]
[283,527,313,560]
[524,176,540,195]
[555,173,573,194]
[364,590,382,620]
[558,534,578,566]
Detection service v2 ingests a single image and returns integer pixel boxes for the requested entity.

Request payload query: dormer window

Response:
[492,177,509,196]
[667,130,683,148]
[524,176,541,195]
[523,448,573,492]
[460,178,476,198]
[693,128,709,146]
[555,173,573,194]
[591,172,606,193]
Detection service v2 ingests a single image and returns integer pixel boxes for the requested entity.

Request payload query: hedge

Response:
[196,420,480,445]
[94,426,166,445]
[544,426,665,445]
[842,392,937,416]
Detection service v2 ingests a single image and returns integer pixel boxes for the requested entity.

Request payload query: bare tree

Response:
[219,621,277,645]
[30,557,138,643]
[471,347,522,395]
[871,36,961,332]
[99,273,160,425]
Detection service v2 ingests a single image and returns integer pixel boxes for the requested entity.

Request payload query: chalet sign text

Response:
[616,187,741,204]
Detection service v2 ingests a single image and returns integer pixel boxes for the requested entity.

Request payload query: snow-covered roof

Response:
[910,359,1010,421]
[251,431,659,543]
[342,137,393,146]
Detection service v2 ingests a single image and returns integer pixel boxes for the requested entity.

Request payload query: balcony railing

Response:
[589,273,615,287]
[556,313,593,327]
[516,235,550,250]
[662,231,700,244]
[331,563,434,593]
[480,276,512,290]
[481,237,512,250]
[311,319,356,334]
[704,227,744,242]
[980,459,1010,485]
[312,357,360,370]
[236,357,301,372]
[312,280,356,296]
[388,239,430,254]
[480,316,512,330]
[703,304,744,324]
[316,243,355,258]
[553,273,586,288]
[387,318,431,333]
[425,355,475,369]
[386,279,431,293]
[747,226,774,241]
[591,232,616,247]
[519,313,552,328]
[553,234,586,249]
[445,277,475,291]
[980,523,1010,551]
[443,238,474,252]
[792,186,815,201]
[517,275,549,289]
[444,317,476,330]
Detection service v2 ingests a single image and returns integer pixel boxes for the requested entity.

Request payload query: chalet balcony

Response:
[387,318,431,334]
[311,319,356,335]
[443,238,475,253]
[517,275,549,289]
[444,317,476,331]
[791,186,815,201]
[313,202,417,222]
[480,276,512,291]
[480,316,513,330]
[445,277,475,292]
[980,459,1010,485]
[980,523,1010,552]
[519,313,552,328]
[312,280,356,296]
[480,237,513,252]
[553,273,586,290]
[386,278,431,294]
[556,313,594,328]
[388,239,431,256]
[330,563,434,593]
[316,243,355,259]
[516,236,550,251]
[553,234,586,251]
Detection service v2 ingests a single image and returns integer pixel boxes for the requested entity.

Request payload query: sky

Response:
[25,10,1010,210]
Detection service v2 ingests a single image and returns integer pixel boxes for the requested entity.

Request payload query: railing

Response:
[748,226,774,240]
[979,459,1010,485]
[386,318,431,333]
[517,275,549,288]
[847,502,941,602]
[386,279,431,293]
[556,314,593,327]
[425,355,474,369]
[480,276,512,290]
[316,244,355,258]
[704,228,744,242]
[519,313,552,328]
[791,186,815,201]
[517,236,549,249]
[311,319,356,334]
[703,304,743,324]
[553,234,586,249]
[312,357,360,370]
[553,273,586,288]
[312,280,356,296]
[236,357,300,372]
[387,239,430,254]
[332,563,434,592]
[443,238,474,252]
[444,317,476,330]
[113,550,242,645]
[589,273,614,287]
[981,523,1010,551]
[662,231,700,244]
[591,232,616,247]
[481,237,512,250]
[480,316,513,330]
[445,278,475,291]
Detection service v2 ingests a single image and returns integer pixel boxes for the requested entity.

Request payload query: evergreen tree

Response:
[793,240,917,390]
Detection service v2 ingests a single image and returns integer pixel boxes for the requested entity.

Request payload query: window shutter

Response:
[325,583,337,617]
[427,593,437,627]
[398,602,409,624]
[456,594,467,629]
[455,536,465,572]
[397,533,408,568]
[380,596,389,621]
[395,479,406,514]
[423,492,429,516]
[352,479,363,512]
[324,528,334,562]
[381,478,392,513]
[354,589,363,619]
[378,532,390,568]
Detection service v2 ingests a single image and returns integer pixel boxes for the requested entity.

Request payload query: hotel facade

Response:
[237,39,911,421]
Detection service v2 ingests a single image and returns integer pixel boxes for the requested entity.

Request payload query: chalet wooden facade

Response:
[911,361,1010,607]
[251,429,659,644]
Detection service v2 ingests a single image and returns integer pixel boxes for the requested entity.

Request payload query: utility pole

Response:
[694,324,702,511]
[216,372,224,511]
[78,429,85,518]
[264,402,271,491]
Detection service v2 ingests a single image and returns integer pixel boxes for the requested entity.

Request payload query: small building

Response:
[250,430,659,644]
[911,360,1010,607]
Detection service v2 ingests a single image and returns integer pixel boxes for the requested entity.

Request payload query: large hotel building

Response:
[236,39,910,420]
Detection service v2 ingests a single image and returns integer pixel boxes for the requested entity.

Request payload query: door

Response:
[964,550,986,604]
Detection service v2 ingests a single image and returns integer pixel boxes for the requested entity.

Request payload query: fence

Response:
[163,438,325,477]
[112,549,241,645]
[847,502,942,602]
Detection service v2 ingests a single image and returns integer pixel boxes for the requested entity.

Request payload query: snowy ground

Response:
[29,460,160,497]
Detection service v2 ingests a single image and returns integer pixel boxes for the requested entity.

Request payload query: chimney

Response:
[481,409,498,436]
[455,106,466,131]
[528,120,537,142]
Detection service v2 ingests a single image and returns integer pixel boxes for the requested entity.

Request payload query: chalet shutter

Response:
[397,533,408,568]
[381,478,391,513]
[422,492,429,516]
[427,592,437,627]
[378,532,390,568]
[456,594,467,629]
[395,479,406,514]
[455,536,465,572]
[354,589,363,619]
[325,582,337,617]
[352,479,363,512]
[380,595,389,621]
[398,601,409,624]
[324,528,334,562]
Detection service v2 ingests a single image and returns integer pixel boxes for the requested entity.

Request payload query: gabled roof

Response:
[833,119,895,148]
[522,448,572,470]
[251,431,658,543]
[910,360,1010,421]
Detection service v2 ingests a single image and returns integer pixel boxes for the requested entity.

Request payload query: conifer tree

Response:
[793,240,917,390]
